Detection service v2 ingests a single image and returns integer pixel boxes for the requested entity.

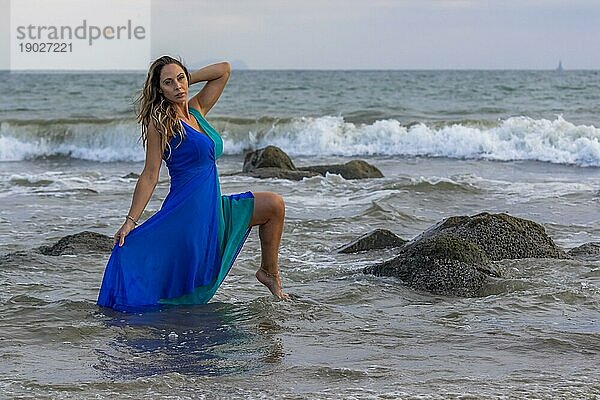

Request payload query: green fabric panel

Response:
[189,107,223,158]
[217,192,255,285]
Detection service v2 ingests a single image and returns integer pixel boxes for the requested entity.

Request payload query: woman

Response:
[97,55,288,311]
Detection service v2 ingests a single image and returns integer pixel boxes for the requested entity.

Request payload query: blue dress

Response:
[97,108,255,311]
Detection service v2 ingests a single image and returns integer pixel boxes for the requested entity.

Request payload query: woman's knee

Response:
[271,193,285,219]
[251,192,285,226]
[261,192,284,219]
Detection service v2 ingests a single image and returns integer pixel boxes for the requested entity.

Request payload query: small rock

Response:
[243,145,296,172]
[122,172,139,179]
[299,160,383,180]
[567,242,600,261]
[38,231,114,256]
[338,229,407,253]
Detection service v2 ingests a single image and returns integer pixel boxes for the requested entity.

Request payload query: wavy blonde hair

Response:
[134,55,191,159]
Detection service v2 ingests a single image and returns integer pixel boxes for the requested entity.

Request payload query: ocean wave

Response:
[226,115,600,167]
[0,116,599,167]
[0,119,144,162]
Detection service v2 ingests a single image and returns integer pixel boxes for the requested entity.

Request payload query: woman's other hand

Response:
[114,219,136,247]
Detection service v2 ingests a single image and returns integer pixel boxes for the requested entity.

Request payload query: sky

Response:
[2,0,599,70]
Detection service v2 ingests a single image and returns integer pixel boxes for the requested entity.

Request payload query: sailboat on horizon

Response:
[556,60,564,72]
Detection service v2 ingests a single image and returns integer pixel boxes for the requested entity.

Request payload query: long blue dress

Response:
[97,108,254,311]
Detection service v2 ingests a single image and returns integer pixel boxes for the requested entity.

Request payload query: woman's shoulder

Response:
[146,118,162,138]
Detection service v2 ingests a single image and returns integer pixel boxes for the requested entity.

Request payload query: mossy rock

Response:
[243,145,296,172]
[413,212,565,261]
[363,212,563,297]
[338,229,407,253]
[364,235,491,296]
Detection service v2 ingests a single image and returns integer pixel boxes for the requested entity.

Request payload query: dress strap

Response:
[189,108,223,158]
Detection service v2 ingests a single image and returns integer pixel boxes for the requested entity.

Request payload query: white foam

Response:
[225,115,600,167]
[1,116,599,167]
[0,120,144,162]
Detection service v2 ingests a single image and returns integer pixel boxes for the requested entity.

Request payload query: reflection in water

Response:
[94,302,284,378]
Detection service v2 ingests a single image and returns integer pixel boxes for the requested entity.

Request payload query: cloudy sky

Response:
[150,0,600,70]
[2,0,599,70]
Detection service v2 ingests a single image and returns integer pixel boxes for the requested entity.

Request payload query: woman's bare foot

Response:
[255,267,289,299]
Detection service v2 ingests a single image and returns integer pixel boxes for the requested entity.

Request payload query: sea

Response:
[0,70,599,399]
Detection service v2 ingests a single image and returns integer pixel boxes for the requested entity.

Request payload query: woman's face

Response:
[158,63,188,104]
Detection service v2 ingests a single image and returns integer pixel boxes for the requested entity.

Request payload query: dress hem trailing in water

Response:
[97,108,254,312]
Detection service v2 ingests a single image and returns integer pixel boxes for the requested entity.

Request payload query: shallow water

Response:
[2,69,600,397]
[1,154,599,398]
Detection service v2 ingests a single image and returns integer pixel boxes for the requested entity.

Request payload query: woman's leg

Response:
[249,191,288,299]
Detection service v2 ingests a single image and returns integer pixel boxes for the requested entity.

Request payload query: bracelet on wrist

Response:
[126,215,138,225]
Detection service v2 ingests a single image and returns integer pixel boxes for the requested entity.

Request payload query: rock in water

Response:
[363,213,565,296]
[567,242,600,261]
[243,145,296,172]
[39,231,114,255]
[241,167,319,181]
[364,235,491,296]
[410,212,566,261]
[299,160,383,179]
[241,146,383,180]
[338,229,407,253]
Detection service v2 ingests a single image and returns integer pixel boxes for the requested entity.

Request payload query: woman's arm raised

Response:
[188,61,231,115]
[114,121,163,246]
